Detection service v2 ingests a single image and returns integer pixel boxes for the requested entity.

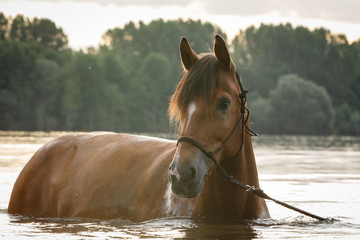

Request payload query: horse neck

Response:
[221,133,260,187]
[198,132,260,202]
[194,133,263,217]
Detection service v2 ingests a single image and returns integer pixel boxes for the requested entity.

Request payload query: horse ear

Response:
[214,35,231,69]
[180,37,198,71]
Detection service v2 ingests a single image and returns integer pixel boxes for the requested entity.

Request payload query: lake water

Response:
[1,131,359,239]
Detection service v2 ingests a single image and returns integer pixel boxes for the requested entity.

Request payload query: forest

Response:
[0,12,359,135]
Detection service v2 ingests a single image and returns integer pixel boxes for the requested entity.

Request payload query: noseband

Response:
[176,71,258,168]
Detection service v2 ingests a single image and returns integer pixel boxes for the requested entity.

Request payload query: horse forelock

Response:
[169,53,222,127]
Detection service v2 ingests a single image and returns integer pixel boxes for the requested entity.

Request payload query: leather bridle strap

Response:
[177,115,243,159]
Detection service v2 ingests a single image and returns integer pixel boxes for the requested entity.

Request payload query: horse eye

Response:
[217,98,231,112]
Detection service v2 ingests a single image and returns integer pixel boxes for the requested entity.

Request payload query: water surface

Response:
[1,132,359,239]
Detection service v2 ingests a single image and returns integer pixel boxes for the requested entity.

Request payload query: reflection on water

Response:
[4,214,360,239]
[5,215,258,239]
[0,131,360,239]
[252,135,360,151]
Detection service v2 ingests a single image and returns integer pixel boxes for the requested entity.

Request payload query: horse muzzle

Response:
[168,151,209,198]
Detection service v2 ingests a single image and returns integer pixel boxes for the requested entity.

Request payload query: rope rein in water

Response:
[177,72,334,222]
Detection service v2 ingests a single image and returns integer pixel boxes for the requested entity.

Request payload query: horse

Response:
[8,35,270,222]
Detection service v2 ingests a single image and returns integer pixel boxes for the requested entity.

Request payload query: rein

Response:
[176,71,334,222]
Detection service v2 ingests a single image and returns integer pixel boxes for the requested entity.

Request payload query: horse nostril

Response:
[169,173,178,183]
[169,166,180,183]
[169,166,197,183]
[188,167,196,180]
[180,167,196,182]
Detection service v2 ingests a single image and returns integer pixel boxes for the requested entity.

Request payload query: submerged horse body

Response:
[8,133,177,220]
[8,35,269,222]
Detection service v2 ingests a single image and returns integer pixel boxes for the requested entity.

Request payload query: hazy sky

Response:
[1,0,359,49]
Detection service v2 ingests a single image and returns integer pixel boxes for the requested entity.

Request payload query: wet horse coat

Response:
[8,35,269,222]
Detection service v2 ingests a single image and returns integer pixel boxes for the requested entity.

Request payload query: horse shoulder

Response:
[61,133,177,219]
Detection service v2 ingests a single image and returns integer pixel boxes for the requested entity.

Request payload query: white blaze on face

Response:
[185,102,196,132]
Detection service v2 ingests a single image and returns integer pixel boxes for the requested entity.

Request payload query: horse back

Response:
[8,133,176,220]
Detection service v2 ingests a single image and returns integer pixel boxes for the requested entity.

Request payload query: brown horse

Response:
[8,35,269,222]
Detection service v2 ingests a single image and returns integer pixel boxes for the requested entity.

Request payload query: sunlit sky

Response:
[1,0,360,50]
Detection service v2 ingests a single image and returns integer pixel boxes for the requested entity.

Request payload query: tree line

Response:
[0,12,359,135]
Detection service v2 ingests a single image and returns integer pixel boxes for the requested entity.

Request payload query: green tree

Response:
[335,103,360,135]
[0,41,36,130]
[9,14,30,41]
[101,19,227,132]
[130,53,172,132]
[102,19,226,78]
[30,17,68,50]
[232,23,360,135]
[98,49,130,131]
[268,74,335,135]
[0,39,67,130]
[67,52,105,130]
[33,58,61,130]
[350,111,360,136]
[1,12,68,50]
[249,97,273,133]
[0,12,8,40]
[56,61,80,130]
[1,15,359,135]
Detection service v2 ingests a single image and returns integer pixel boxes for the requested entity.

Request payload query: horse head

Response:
[168,35,247,198]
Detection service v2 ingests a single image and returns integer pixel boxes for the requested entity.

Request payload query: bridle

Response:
[174,70,333,222]
[176,71,258,173]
